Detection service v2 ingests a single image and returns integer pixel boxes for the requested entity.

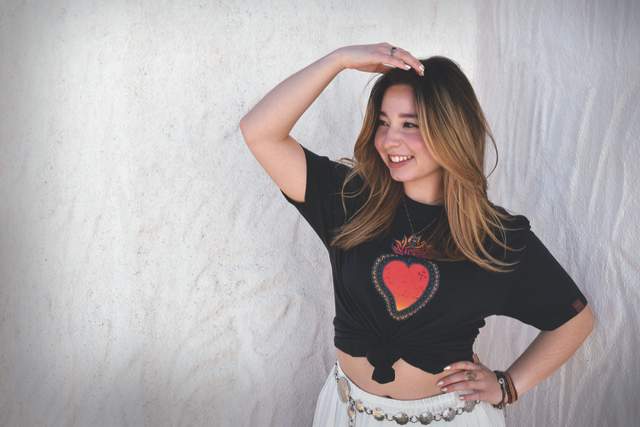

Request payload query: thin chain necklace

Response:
[401,195,440,250]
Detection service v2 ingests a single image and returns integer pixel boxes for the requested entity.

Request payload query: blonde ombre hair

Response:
[330,56,526,273]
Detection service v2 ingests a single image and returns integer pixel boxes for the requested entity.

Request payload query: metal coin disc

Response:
[372,407,385,421]
[418,411,434,424]
[393,412,410,424]
[463,399,477,412]
[347,404,356,418]
[441,407,456,421]
[337,377,350,403]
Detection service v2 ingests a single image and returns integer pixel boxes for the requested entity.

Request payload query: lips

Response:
[388,156,414,168]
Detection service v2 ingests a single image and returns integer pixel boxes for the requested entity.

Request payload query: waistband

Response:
[334,359,479,424]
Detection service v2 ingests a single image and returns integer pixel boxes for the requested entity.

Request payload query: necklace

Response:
[401,195,440,250]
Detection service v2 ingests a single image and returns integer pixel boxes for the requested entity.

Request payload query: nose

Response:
[381,135,405,153]
[380,127,405,149]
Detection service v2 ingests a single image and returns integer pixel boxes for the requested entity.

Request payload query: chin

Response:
[390,167,439,182]
[388,170,416,182]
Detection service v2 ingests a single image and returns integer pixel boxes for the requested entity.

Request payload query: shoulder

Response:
[300,145,361,197]
[332,159,353,180]
[485,202,532,262]
[490,203,530,232]
[307,146,355,181]
[329,160,370,222]
[330,157,366,193]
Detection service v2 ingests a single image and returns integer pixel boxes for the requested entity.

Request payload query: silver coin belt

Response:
[334,362,480,426]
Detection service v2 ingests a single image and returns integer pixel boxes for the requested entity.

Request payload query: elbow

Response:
[582,304,595,332]
[239,116,264,145]
[577,305,595,340]
[550,304,595,337]
[239,116,248,134]
[587,314,595,336]
[238,117,253,144]
[239,115,248,129]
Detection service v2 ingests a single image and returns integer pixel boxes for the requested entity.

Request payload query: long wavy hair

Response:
[329,55,526,273]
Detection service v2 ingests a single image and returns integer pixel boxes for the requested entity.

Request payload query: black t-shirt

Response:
[280,143,589,384]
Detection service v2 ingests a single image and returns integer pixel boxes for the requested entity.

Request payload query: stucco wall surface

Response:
[0,1,638,426]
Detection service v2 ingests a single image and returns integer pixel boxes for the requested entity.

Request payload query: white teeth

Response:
[389,155,414,163]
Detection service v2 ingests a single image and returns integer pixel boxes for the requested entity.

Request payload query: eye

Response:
[377,119,418,128]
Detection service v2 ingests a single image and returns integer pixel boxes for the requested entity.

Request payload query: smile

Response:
[388,154,414,167]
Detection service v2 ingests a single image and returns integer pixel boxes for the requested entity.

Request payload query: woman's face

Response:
[374,84,442,183]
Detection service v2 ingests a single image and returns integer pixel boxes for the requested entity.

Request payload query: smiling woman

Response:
[240,42,593,427]
[376,90,429,176]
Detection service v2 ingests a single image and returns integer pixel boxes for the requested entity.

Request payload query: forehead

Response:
[380,84,416,114]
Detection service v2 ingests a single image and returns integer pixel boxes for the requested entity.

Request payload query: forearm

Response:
[239,48,345,142]
[506,307,594,398]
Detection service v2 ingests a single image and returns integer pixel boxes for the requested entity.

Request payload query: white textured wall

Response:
[475,2,640,426]
[0,1,637,426]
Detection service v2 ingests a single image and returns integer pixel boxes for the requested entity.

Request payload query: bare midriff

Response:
[336,348,466,400]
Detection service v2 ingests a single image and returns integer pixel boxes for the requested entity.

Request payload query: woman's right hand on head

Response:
[335,43,424,76]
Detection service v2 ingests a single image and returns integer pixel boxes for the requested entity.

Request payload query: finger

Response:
[439,379,472,392]
[379,48,417,72]
[381,55,412,71]
[438,370,483,388]
[390,47,424,75]
[473,353,480,364]
[441,380,489,397]
[444,361,479,371]
[438,371,468,386]
[440,372,487,389]
[458,391,481,401]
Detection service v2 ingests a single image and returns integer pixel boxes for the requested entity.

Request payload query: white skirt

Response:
[312,359,506,427]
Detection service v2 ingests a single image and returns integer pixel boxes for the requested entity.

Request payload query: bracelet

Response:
[491,371,508,409]
[506,371,518,401]
[503,372,513,404]
[491,370,518,409]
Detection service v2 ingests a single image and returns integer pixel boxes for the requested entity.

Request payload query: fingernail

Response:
[419,64,425,72]
[441,387,447,392]
[436,380,444,386]
[444,366,451,370]
[404,64,411,70]
[459,396,465,400]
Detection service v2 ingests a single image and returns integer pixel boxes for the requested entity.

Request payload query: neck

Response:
[402,167,444,205]
[403,181,444,206]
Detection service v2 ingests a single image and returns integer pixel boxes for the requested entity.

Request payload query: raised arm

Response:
[239,49,346,203]
[238,43,423,203]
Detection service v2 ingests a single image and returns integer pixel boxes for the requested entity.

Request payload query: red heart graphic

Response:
[371,254,440,320]
[382,259,430,311]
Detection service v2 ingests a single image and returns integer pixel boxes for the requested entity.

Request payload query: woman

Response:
[239,43,594,426]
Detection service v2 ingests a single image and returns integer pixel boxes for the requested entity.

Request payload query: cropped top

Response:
[279,143,589,384]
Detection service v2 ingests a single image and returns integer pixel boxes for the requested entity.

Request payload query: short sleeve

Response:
[499,227,589,331]
[279,143,350,249]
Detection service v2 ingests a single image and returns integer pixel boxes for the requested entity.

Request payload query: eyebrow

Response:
[379,111,417,119]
